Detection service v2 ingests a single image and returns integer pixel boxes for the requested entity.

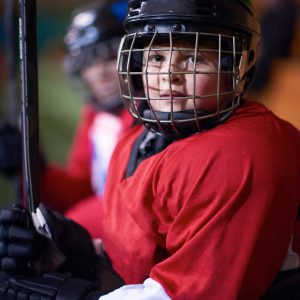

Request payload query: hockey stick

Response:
[4,0,19,126]
[4,0,23,203]
[19,0,51,238]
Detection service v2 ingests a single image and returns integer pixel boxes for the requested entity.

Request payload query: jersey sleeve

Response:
[64,194,104,239]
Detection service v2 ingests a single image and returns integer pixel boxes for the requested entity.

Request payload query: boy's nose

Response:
[160,62,184,85]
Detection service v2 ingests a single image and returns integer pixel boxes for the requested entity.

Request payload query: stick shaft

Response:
[19,0,40,212]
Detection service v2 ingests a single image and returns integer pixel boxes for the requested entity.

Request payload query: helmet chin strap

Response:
[143,108,235,137]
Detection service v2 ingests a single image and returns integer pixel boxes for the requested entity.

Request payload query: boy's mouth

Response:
[159,91,186,99]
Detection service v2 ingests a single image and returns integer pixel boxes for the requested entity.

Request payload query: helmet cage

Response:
[117,30,249,136]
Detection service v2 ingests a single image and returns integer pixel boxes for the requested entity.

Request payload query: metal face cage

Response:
[117,31,249,136]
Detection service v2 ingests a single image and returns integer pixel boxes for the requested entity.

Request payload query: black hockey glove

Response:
[0,204,41,276]
[0,272,104,300]
[0,122,22,177]
[36,204,99,280]
[0,204,99,281]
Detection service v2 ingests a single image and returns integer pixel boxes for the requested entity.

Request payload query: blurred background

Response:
[0,1,87,203]
[247,0,300,130]
[0,0,300,204]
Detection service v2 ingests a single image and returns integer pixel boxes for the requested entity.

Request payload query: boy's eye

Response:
[187,55,205,64]
[148,54,164,63]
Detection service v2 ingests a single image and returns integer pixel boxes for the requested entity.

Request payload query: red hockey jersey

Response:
[100,101,300,299]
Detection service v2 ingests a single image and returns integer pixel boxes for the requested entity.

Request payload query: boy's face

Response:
[143,40,232,113]
[81,58,119,105]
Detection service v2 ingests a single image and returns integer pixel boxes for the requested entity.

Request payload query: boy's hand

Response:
[0,204,99,281]
[37,204,99,280]
[0,205,41,276]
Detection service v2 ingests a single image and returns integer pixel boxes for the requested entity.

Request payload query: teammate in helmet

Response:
[63,0,124,112]
[41,0,132,238]
[0,0,300,299]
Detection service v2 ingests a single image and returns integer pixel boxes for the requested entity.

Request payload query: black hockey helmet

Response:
[64,0,126,77]
[117,0,261,136]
